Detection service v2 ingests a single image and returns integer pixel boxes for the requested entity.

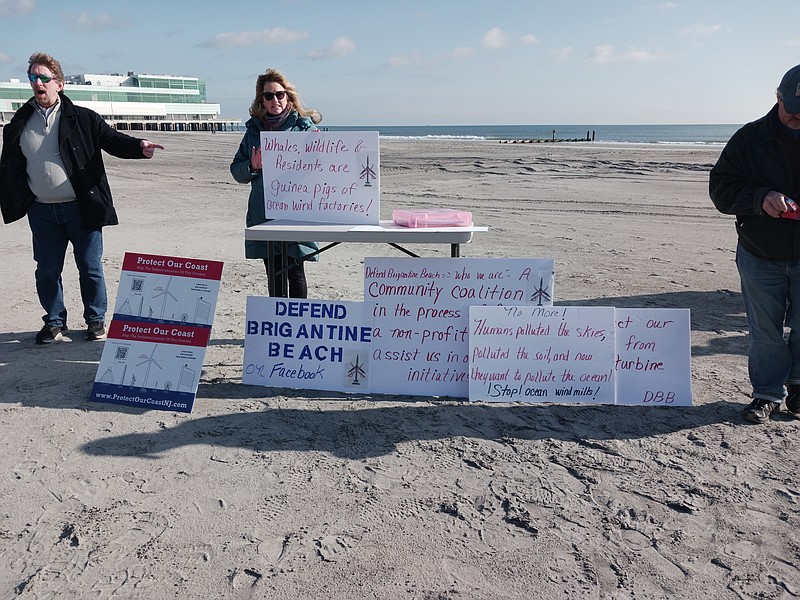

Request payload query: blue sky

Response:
[1,0,798,126]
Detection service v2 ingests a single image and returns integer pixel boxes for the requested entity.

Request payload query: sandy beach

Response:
[1,132,798,599]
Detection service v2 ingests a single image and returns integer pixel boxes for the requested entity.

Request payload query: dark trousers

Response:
[263,258,308,298]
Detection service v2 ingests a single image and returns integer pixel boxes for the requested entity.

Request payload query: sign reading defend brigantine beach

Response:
[260,130,380,225]
[243,297,372,393]
[90,252,223,413]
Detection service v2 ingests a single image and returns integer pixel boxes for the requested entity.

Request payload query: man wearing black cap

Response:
[710,65,800,423]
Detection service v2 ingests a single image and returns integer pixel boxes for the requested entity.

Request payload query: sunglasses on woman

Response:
[28,73,53,83]
[263,90,287,101]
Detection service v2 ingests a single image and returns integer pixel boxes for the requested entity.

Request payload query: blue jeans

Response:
[27,201,107,328]
[736,243,800,401]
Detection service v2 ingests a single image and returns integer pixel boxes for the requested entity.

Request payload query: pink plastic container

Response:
[392,208,473,228]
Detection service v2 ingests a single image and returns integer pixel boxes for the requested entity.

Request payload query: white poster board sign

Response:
[614,308,692,406]
[243,297,372,393]
[468,306,616,403]
[365,257,555,398]
[260,130,379,225]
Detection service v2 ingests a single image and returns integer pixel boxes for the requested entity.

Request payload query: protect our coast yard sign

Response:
[90,252,223,413]
[260,130,380,225]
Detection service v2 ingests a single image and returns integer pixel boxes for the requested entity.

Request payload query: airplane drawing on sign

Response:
[347,355,367,385]
[530,277,551,306]
[359,156,377,187]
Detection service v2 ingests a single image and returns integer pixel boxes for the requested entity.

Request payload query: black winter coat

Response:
[0,93,145,229]
[709,105,800,261]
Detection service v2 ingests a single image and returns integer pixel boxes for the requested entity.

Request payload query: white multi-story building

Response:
[0,72,240,131]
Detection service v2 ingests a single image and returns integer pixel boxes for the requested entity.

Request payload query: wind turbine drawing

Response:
[347,355,367,385]
[137,344,162,388]
[152,277,178,318]
[359,156,377,187]
[530,277,552,306]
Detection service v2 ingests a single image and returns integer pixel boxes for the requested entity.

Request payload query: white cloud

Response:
[0,51,12,63]
[199,27,309,48]
[782,39,800,47]
[521,34,540,46]
[481,27,509,49]
[387,51,431,69]
[659,2,679,9]
[551,47,573,61]
[590,45,664,65]
[449,46,475,60]
[61,12,130,33]
[306,36,356,60]
[679,24,722,37]
[0,0,34,17]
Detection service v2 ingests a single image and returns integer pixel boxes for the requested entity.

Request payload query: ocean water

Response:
[323,124,740,145]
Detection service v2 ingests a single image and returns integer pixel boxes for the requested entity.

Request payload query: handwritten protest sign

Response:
[243,297,372,393]
[260,131,379,225]
[91,253,223,413]
[614,308,692,406]
[468,305,616,403]
[364,257,554,398]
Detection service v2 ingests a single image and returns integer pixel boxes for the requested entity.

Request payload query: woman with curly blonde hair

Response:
[231,69,322,298]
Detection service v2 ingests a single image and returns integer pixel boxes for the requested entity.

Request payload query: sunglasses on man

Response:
[28,73,53,83]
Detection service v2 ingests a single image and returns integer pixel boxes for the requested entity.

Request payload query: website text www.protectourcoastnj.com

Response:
[94,392,189,411]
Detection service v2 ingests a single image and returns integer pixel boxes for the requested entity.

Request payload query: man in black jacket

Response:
[0,52,163,344]
[710,64,800,423]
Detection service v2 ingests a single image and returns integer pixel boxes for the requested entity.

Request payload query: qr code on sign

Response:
[131,278,144,292]
[115,346,128,360]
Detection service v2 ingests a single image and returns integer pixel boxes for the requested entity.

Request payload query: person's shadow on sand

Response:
[2,288,753,459]
[79,396,754,460]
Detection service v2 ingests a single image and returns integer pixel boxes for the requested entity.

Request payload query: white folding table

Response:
[245,219,488,297]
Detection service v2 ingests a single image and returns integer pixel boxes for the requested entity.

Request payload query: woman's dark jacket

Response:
[0,93,145,229]
[710,104,800,260]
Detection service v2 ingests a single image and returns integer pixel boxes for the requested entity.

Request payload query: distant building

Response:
[0,71,240,131]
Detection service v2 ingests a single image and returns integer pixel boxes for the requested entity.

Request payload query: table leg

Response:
[280,242,289,298]
[267,242,276,295]
[451,243,460,258]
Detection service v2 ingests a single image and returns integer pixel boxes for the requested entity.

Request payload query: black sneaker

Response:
[35,324,69,344]
[86,321,106,341]
[742,398,778,423]
[786,384,800,417]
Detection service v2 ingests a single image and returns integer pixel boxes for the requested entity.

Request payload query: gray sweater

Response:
[19,101,76,204]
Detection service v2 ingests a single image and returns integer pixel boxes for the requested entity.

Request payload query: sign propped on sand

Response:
[468,305,692,405]
[468,305,617,404]
[364,257,555,398]
[243,297,372,393]
[614,308,692,406]
[90,252,223,413]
